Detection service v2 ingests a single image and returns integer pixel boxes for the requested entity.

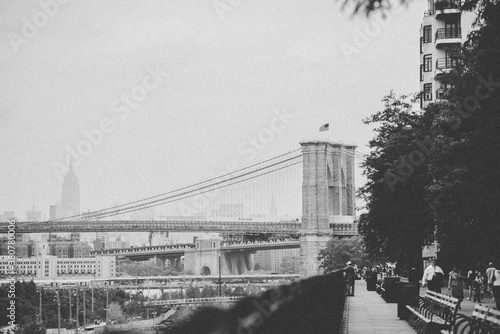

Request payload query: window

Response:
[420,37,423,54]
[436,88,445,99]
[445,50,458,68]
[423,54,432,72]
[445,21,460,38]
[423,25,432,43]
[423,83,433,101]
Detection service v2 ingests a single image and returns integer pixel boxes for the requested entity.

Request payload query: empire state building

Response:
[61,159,80,219]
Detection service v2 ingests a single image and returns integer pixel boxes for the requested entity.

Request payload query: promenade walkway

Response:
[342,279,498,334]
[342,280,414,334]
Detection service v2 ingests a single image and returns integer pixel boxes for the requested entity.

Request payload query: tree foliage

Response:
[279,256,300,274]
[318,236,371,272]
[358,92,435,271]
[108,302,125,323]
[118,260,182,276]
[359,0,500,273]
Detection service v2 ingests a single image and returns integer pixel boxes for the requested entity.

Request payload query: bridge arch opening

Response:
[201,266,211,275]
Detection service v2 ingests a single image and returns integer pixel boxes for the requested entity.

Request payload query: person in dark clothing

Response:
[345,261,356,296]
[472,273,484,303]
[408,267,419,283]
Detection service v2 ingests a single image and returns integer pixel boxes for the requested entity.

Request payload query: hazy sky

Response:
[0,0,427,220]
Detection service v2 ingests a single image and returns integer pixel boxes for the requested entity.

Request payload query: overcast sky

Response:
[0,0,427,220]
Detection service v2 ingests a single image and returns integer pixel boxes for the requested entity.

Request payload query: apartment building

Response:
[0,255,116,279]
[419,0,476,108]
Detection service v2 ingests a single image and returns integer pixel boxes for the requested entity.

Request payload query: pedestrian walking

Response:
[345,261,356,296]
[422,259,444,293]
[448,266,464,308]
[491,268,500,310]
[467,269,477,300]
[486,262,496,302]
[472,273,484,303]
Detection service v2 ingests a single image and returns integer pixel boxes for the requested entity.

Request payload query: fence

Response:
[93,309,175,333]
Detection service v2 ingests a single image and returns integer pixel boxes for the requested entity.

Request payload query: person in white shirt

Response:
[485,262,496,302]
[422,259,445,293]
[492,268,500,310]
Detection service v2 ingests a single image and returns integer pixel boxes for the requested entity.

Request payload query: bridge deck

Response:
[342,280,413,334]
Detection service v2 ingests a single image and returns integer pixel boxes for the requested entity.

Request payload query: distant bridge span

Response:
[0,220,301,234]
[90,239,300,257]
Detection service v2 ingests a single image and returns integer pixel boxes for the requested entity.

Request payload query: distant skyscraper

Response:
[49,205,57,220]
[268,196,278,221]
[26,194,41,221]
[61,158,80,218]
[60,159,81,241]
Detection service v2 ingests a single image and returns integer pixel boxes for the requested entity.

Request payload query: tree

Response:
[279,257,300,274]
[338,0,482,16]
[108,302,125,323]
[200,285,217,298]
[184,284,200,299]
[358,92,435,271]
[318,236,371,272]
[118,260,164,276]
[359,0,500,273]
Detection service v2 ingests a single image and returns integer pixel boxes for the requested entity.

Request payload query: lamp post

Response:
[69,288,72,323]
[38,286,43,324]
[91,272,95,313]
[83,288,86,329]
[218,251,222,297]
[105,282,109,324]
[56,290,61,334]
[75,288,79,331]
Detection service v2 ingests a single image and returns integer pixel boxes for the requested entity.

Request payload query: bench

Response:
[376,281,384,295]
[453,304,500,333]
[406,290,460,333]
[376,277,400,302]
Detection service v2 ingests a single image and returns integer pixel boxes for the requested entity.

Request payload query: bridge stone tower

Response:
[184,237,254,275]
[300,140,357,278]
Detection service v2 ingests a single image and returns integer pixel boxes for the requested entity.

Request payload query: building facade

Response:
[254,248,300,273]
[419,1,476,264]
[419,0,475,108]
[0,255,116,279]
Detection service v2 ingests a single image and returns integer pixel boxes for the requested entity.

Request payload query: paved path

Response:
[342,280,414,334]
[342,279,498,334]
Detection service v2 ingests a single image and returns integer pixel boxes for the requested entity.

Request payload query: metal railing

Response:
[0,219,301,234]
[148,296,243,306]
[436,89,445,99]
[434,0,460,11]
[331,223,358,235]
[435,27,461,41]
[436,58,458,70]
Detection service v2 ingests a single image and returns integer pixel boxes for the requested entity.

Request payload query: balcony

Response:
[435,27,461,47]
[435,0,461,18]
[435,58,458,76]
[330,223,358,236]
[436,88,446,100]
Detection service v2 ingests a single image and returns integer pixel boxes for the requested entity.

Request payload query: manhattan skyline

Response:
[1,0,426,218]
